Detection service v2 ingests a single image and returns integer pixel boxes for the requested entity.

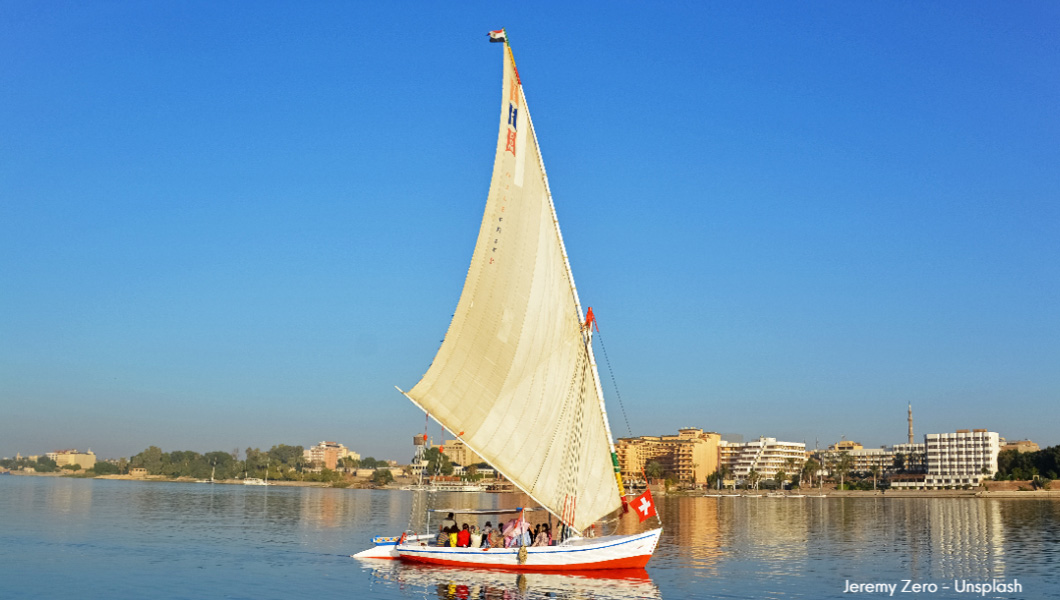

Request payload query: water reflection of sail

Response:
[360,559,662,600]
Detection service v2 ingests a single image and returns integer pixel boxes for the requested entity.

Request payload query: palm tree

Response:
[717,464,732,490]
[645,461,664,482]
[836,452,853,490]
[748,468,760,491]
[893,452,906,474]
[870,464,881,491]
[802,458,820,489]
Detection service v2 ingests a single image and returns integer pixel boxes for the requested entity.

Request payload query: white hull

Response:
[394,529,661,571]
[353,534,437,559]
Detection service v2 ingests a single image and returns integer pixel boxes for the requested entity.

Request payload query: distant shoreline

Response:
[6,471,376,488]
[7,471,1059,498]
[677,489,1060,499]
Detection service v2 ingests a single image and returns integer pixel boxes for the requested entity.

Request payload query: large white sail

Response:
[405,39,622,532]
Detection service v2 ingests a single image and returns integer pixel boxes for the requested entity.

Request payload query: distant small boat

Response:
[401,482,486,492]
[244,477,268,486]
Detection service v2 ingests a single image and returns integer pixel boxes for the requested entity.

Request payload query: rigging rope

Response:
[594,327,633,439]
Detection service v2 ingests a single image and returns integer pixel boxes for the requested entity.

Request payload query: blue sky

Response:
[2,3,1057,461]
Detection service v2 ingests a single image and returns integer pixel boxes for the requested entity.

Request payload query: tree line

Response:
[995,445,1060,481]
[2,446,396,483]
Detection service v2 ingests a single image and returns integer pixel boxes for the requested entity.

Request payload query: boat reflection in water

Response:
[359,559,661,600]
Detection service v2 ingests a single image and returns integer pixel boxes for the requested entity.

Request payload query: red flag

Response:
[632,489,657,522]
[584,307,598,331]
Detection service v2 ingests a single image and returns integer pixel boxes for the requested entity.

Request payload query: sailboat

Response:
[355,30,661,570]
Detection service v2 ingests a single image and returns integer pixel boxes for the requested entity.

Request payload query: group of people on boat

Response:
[434,513,554,548]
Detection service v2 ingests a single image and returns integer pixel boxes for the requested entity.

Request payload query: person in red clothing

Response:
[456,523,471,547]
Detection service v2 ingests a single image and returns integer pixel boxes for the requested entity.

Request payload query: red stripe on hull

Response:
[398,552,652,571]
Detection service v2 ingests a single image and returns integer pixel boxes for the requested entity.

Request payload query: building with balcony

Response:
[439,438,487,469]
[816,442,926,478]
[303,441,358,470]
[616,428,721,485]
[719,437,806,483]
[924,429,1000,488]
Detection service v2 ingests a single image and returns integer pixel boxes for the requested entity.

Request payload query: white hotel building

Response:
[924,429,1000,488]
[720,437,806,482]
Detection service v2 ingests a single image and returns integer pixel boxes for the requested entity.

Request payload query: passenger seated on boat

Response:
[469,525,482,548]
[502,517,517,547]
[533,523,552,547]
[457,523,471,547]
[480,521,494,547]
[532,524,549,547]
[436,525,449,547]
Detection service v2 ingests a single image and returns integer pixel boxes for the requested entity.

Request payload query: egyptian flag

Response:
[631,489,657,523]
[488,29,506,43]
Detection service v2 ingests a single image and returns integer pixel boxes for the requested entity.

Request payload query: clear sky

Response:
[2,3,1057,462]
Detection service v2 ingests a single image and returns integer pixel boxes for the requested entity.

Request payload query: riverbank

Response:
[7,470,381,488]
[677,487,1060,499]
[9,471,1059,498]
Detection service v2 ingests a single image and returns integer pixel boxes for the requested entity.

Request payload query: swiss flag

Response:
[632,489,657,522]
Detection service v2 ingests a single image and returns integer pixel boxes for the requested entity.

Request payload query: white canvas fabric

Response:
[406,44,621,532]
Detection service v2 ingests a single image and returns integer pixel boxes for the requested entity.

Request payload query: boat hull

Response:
[395,529,661,571]
[353,534,437,559]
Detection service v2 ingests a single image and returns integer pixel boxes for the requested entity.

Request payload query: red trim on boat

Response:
[398,552,652,571]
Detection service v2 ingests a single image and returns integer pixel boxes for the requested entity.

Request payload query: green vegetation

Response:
[92,462,120,475]
[423,447,453,476]
[801,458,820,488]
[0,456,58,472]
[996,445,1060,481]
[372,468,395,486]
[128,445,317,481]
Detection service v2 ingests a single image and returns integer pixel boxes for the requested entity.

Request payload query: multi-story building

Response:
[46,449,96,470]
[439,438,486,468]
[616,428,720,484]
[1000,439,1039,454]
[720,437,805,483]
[890,443,927,473]
[924,429,1000,488]
[817,442,926,477]
[303,441,358,470]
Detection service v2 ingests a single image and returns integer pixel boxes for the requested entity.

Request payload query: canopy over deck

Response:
[428,507,541,515]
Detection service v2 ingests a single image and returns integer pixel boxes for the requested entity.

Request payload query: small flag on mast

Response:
[488,29,506,43]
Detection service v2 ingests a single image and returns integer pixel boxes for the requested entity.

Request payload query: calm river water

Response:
[1,476,1057,599]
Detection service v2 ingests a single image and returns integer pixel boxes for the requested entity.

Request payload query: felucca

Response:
[356,29,661,571]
